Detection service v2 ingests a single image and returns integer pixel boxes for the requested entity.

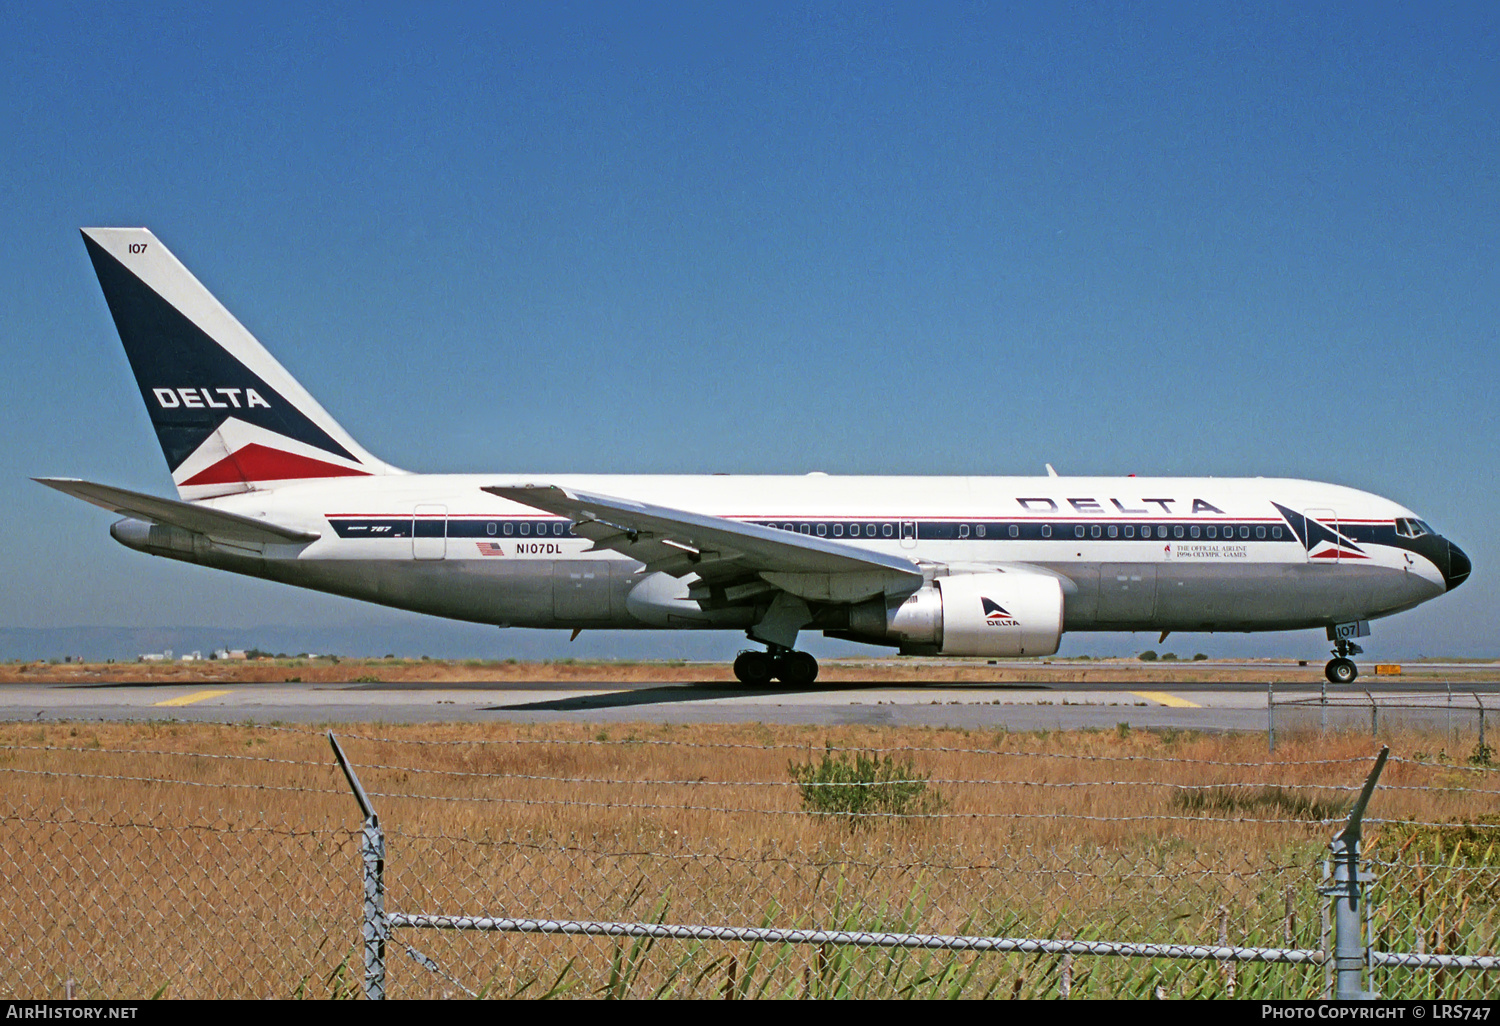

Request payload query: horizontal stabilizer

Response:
[34,478,320,544]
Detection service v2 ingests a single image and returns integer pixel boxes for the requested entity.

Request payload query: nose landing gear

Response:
[1324,621,1370,684]
[1325,638,1362,684]
[732,647,820,686]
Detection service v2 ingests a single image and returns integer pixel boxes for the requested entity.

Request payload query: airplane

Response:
[39,228,1470,687]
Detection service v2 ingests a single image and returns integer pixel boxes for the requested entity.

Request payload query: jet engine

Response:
[839,570,1064,657]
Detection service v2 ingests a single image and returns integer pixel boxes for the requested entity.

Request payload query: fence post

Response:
[1365,690,1378,738]
[1321,746,1388,1000]
[330,732,388,1000]
[1321,680,1327,733]
[1268,683,1276,753]
[361,818,388,999]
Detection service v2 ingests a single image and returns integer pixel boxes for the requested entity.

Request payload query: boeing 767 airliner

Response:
[39,229,1470,685]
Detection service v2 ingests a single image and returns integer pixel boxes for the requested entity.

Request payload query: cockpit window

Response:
[1395,518,1430,539]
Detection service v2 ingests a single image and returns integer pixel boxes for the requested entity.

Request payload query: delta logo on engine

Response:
[981,598,1020,627]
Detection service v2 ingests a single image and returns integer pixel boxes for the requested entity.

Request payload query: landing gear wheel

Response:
[733,651,775,686]
[1326,657,1357,684]
[774,651,819,686]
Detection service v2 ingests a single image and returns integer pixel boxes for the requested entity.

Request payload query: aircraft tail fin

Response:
[79,228,400,499]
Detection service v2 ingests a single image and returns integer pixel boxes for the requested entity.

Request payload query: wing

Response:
[35,478,321,545]
[483,483,923,605]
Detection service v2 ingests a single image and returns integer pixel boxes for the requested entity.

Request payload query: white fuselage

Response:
[116,472,1453,639]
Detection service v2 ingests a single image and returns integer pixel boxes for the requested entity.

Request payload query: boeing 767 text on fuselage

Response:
[39,229,1471,685]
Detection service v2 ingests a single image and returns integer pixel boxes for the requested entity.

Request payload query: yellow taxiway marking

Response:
[153,689,233,707]
[1129,690,1201,709]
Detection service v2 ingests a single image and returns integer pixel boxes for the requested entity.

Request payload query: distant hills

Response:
[0,623,748,664]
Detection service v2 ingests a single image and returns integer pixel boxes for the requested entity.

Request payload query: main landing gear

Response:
[1326,638,1362,685]
[733,647,820,687]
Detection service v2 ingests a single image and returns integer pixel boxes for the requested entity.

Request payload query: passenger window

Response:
[1272,526,1281,539]
[1041,525,1052,538]
[866,524,877,536]
[1124,526,1134,539]
[1256,526,1266,539]
[1174,526,1184,539]
[1108,525,1118,538]
[1090,526,1101,539]
[1207,526,1216,539]
[1239,526,1250,539]
[882,524,893,538]
[958,524,969,539]
[1156,526,1167,539]
[1075,525,1085,539]
[1009,525,1019,538]
[976,525,986,538]
[817,524,826,537]
[503,523,514,536]
[520,522,530,536]
[486,522,497,537]
[801,524,811,535]
[833,524,844,537]
[849,524,860,537]
[1190,526,1200,539]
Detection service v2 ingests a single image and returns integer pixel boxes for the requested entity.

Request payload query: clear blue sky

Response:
[2,2,1495,660]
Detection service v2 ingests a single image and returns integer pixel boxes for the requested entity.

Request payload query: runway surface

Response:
[7,677,1499,731]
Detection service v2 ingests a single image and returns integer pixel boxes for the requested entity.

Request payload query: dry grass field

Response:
[3,718,1496,998]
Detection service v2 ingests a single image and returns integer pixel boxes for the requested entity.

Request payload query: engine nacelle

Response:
[844,570,1064,657]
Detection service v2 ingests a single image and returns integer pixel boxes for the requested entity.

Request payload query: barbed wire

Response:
[368,830,1320,878]
[1388,755,1500,773]
[0,741,328,769]
[7,763,1492,829]
[10,743,1498,798]
[0,806,355,839]
[21,717,1454,771]
[328,727,1382,768]
[0,765,347,797]
[1364,817,1500,831]
[359,786,1346,825]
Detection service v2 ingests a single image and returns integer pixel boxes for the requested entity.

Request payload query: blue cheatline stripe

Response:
[326,515,1312,544]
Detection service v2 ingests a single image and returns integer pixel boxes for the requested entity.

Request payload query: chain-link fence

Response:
[1270,685,1493,759]
[2,721,1496,999]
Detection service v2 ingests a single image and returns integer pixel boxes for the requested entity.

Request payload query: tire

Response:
[1326,658,1357,684]
[775,652,819,687]
[733,651,774,686]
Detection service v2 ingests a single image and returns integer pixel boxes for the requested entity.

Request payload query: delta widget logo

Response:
[981,598,1020,627]
[1270,503,1369,561]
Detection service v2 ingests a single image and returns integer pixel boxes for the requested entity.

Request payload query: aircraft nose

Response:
[1445,541,1471,591]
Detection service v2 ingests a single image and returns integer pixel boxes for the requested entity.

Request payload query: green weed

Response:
[788,745,945,821]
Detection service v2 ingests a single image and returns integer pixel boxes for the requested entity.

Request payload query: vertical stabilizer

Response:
[80,228,399,499]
